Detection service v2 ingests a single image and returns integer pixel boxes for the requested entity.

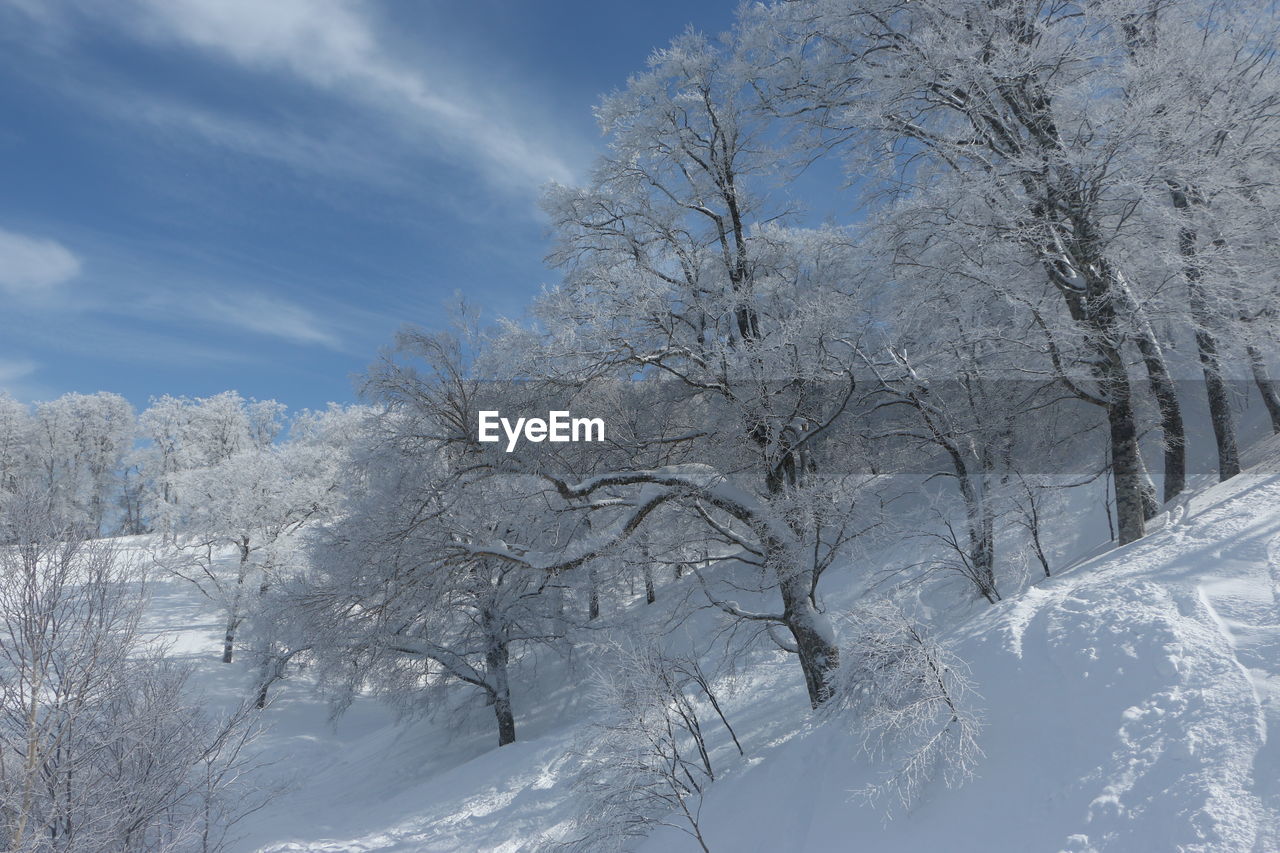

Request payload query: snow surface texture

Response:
[145,439,1280,852]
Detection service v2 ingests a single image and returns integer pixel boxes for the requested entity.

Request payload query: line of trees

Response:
[275,0,1277,744]
[289,0,1278,747]
[0,390,362,542]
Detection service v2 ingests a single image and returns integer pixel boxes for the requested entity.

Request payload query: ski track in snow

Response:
[1183,476,1280,853]
[1031,471,1280,853]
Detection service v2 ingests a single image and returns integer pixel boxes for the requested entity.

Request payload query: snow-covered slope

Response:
[678,442,1280,853]
[148,438,1280,852]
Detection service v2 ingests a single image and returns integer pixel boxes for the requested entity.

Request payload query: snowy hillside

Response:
[678,441,1280,853]
[130,438,1280,853]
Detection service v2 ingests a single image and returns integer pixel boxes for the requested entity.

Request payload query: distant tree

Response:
[0,394,32,495]
[29,392,134,534]
[156,436,336,665]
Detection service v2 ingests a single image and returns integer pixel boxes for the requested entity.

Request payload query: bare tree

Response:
[827,601,983,814]
[759,0,1236,541]
[0,483,268,852]
[567,642,741,852]
[295,369,568,748]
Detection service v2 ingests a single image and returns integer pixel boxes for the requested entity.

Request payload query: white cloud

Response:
[0,358,44,401]
[0,227,81,294]
[119,96,417,194]
[127,0,577,194]
[201,293,343,349]
[0,358,37,385]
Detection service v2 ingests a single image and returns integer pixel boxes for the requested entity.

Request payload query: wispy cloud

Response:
[0,223,356,355]
[121,97,414,192]
[0,358,37,385]
[0,358,44,401]
[199,292,344,350]
[0,0,590,406]
[123,0,577,195]
[0,227,81,294]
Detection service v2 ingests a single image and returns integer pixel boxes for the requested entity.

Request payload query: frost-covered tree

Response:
[115,457,148,537]
[156,428,338,665]
[568,642,740,852]
[137,395,191,510]
[844,209,1110,600]
[757,0,1248,542]
[855,340,1012,603]
[293,338,568,742]
[0,394,32,496]
[523,33,873,707]
[1117,0,1280,472]
[827,601,983,814]
[288,403,371,462]
[138,392,262,520]
[28,392,134,534]
[0,483,266,852]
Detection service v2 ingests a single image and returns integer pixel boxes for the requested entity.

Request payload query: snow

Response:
[137,438,1280,851]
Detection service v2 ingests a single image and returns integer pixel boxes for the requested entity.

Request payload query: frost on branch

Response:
[564,642,741,853]
[828,601,983,815]
[0,483,270,852]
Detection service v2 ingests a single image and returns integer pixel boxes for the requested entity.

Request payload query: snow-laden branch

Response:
[462,464,791,574]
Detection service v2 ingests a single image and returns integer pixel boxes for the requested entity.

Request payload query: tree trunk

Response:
[776,564,838,707]
[1132,327,1187,502]
[973,466,996,599]
[1170,185,1240,481]
[222,613,238,664]
[760,424,840,706]
[1102,356,1147,545]
[1138,454,1160,522]
[581,516,601,621]
[1248,345,1280,434]
[255,644,291,710]
[1030,530,1051,578]
[955,460,1000,602]
[223,539,250,664]
[485,642,516,747]
[493,693,516,748]
[968,517,999,603]
[1071,251,1148,545]
[1176,211,1238,478]
[1197,326,1241,482]
[643,562,656,605]
[1017,479,1052,577]
[255,657,277,709]
[587,565,600,622]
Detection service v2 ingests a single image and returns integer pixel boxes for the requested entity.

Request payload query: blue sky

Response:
[0,0,741,411]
